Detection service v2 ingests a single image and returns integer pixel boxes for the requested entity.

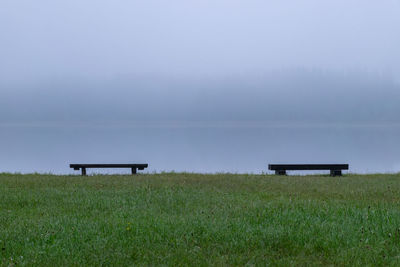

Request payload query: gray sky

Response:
[1,0,400,123]
[1,1,400,174]
[1,0,400,82]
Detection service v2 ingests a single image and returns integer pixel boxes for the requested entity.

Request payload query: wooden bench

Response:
[268,164,349,176]
[70,164,148,176]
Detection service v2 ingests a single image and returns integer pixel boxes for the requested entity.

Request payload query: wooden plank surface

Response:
[70,164,148,168]
[268,164,349,170]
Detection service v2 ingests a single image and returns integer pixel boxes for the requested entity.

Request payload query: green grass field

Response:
[1,173,400,266]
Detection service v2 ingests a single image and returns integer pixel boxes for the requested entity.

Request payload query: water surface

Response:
[1,122,399,175]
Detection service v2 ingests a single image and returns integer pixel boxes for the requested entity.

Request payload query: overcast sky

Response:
[1,1,400,174]
[1,0,400,123]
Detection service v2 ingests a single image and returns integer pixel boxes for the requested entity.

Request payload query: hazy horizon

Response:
[1,1,399,174]
[1,69,400,124]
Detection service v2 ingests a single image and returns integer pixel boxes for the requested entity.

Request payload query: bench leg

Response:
[330,170,342,176]
[131,168,137,175]
[275,170,286,175]
[81,168,87,176]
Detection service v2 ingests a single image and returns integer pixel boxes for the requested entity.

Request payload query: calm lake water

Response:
[1,122,399,175]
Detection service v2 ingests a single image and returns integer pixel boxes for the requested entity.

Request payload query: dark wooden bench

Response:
[70,164,148,176]
[268,164,349,176]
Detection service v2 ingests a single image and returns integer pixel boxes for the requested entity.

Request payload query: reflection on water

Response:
[1,122,399,174]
